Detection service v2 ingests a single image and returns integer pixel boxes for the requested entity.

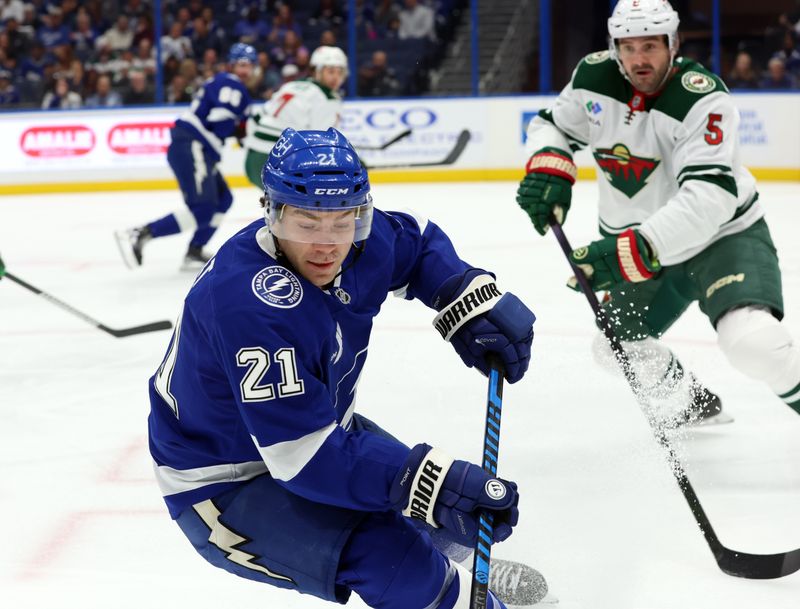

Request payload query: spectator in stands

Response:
[383,15,402,39]
[167,73,192,104]
[123,0,150,28]
[294,47,311,79]
[163,54,181,85]
[199,48,221,78]
[187,0,205,20]
[235,4,270,47]
[131,38,156,78]
[358,49,401,96]
[270,29,307,67]
[100,14,134,53]
[778,3,800,36]
[70,10,97,61]
[133,12,154,47]
[19,3,41,40]
[179,57,203,91]
[81,0,106,31]
[174,6,193,37]
[19,41,49,86]
[398,0,436,41]
[0,68,19,105]
[354,0,377,39]
[319,28,338,47]
[760,57,796,89]
[41,74,82,109]
[160,21,192,63]
[3,17,29,59]
[310,0,344,32]
[48,43,83,91]
[773,30,800,75]
[60,0,80,25]
[727,51,759,89]
[122,68,154,104]
[267,3,303,47]
[84,73,122,107]
[1,0,26,23]
[255,49,281,99]
[191,16,224,58]
[374,0,401,37]
[38,6,70,49]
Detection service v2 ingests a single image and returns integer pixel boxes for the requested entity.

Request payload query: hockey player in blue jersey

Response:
[115,42,256,271]
[148,128,543,608]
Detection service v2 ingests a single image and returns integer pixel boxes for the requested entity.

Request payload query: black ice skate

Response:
[487,559,556,607]
[181,245,211,272]
[684,376,733,426]
[114,226,152,269]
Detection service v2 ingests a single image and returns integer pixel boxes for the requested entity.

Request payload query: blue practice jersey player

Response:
[115,43,256,271]
[148,128,545,608]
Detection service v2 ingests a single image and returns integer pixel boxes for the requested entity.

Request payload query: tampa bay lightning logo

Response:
[252,266,303,309]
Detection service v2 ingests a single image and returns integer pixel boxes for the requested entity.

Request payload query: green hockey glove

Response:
[516,147,577,236]
[568,229,661,292]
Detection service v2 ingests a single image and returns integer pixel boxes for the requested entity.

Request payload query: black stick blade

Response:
[102,320,173,338]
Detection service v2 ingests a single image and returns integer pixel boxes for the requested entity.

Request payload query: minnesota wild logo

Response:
[593,143,660,198]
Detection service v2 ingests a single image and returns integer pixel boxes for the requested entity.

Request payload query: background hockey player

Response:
[516,0,800,421]
[242,45,347,188]
[148,128,542,608]
[115,43,256,271]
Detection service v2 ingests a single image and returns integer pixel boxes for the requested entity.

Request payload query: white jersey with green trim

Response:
[525,52,761,265]
[244,78,342,154]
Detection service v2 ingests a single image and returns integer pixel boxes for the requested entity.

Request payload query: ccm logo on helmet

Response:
[314,187,350,195]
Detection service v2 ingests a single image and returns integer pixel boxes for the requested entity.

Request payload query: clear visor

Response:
[268,197,373,244]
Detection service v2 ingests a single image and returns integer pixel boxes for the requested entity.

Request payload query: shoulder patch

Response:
[681,71,717,94]
[584,50,611,65]
[252,266,303,309]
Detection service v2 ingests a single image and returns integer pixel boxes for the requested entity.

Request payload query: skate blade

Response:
[113,231,139,269]
[692,411,735,426]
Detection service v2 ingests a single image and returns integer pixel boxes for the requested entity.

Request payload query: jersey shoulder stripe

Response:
[654,59,729,122]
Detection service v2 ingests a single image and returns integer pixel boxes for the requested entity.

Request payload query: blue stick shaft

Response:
[469,357,505,609]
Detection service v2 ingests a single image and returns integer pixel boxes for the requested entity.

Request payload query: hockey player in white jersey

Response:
[242,45,347,187]
[517,0,800,420]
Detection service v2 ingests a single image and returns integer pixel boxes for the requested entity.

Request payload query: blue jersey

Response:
[174,72,251,161]
[149,209,473,518]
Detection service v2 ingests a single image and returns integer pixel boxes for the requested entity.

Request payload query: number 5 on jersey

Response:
[237,347,305,402]
[704,113,723,145]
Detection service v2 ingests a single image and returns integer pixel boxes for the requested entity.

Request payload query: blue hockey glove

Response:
[390,444,519,545]
[568,229,661,292]
[432,269,535,384]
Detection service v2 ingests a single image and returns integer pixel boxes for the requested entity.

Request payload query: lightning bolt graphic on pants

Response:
[193,499,295,583]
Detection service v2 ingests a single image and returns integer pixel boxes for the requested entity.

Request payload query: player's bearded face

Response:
[617,36,672,94]
[275,208,355,287]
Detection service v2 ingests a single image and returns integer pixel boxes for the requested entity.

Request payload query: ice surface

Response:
[1,180,799,609]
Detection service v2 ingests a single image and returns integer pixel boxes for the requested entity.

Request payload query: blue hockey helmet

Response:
[228,42,257,65]
[262,128,373,244]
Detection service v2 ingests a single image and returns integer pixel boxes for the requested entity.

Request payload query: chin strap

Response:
[321,241,366,291]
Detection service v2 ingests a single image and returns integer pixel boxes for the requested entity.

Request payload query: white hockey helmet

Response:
[608,0,680,60]
[310,45,349,77]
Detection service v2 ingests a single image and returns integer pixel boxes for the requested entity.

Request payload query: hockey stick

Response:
[470,355,505,609]
[366,129,471,170]
[354,128,412,151]
[2,268,173,338]
[549,220,800,580]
